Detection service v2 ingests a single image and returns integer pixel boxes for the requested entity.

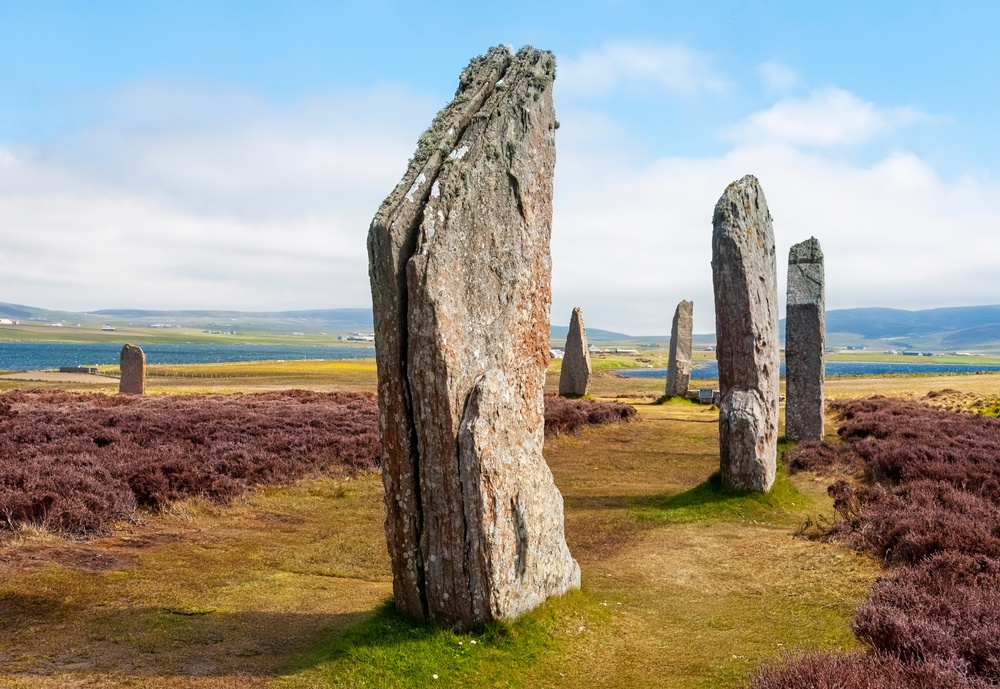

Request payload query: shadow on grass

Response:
[635,469,815,525]
[0,589,375,679]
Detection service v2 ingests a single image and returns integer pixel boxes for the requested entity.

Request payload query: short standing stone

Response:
[711,175,779,492]
[785,237,825,442]
[119,344,146,395]
[367,45,579,631]
[665,300,693,398]
[558,307,591,396]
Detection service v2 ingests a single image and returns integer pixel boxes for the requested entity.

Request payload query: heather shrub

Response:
[0,390,635,535]
[543,395,636,437]
[751,652,989,689]
[0,390,380,534]
[784,440,861,474]
[764,395,1000,686]
[854,552,1000,680]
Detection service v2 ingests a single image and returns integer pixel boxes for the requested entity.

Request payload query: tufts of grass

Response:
[283,592,599,689]
[636,467,816,527]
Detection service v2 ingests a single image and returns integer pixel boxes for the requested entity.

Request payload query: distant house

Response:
[101,325,117,332]
[549,348,564,359]
[615,348,640,355]
[346,332,375,342]
[0,318,12,325]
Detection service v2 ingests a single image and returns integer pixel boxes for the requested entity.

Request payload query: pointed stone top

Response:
[713,175,771,231]
[789,236,823,265]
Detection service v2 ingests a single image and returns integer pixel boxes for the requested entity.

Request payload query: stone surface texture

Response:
[367,45,579,630]
[558,307,591,396]
[118,344,146,395]
[711,175,779,492]
[785,237,825,442]
[665,300,693,398]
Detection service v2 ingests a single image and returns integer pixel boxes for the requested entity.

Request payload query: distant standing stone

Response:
[665,300,693,398]
[785,237,825,442]
[559,307,591,396]
[711,175,779,492]
[367,45,579,631]
[119,344,146,395]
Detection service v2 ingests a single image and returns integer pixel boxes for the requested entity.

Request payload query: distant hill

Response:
[821,306,1000,339]
[550,325,632,342]
[7,302,1000,350]
[780,305,1000,352]
[941,323,1000,348]
[0,302,374,334]
[91,307,374,330]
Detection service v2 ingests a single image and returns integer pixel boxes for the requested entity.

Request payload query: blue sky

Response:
[1,1,998,333]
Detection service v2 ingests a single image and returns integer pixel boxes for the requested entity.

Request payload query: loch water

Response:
[616,361,1000,379]
[0,342,376,371]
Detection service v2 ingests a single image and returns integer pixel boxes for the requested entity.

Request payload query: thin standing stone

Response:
[785,237,825,442]
[558,307,591,396]
[665,300,693,398]
[118,344,146,395]
[711,175,780,492]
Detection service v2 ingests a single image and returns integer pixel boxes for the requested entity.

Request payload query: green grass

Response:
[635,467,816,527]
[282,595,600,689]
[828,351,1000,365]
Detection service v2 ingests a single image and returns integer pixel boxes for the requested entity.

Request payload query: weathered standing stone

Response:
[367,46,579,631]
[785,237,825,442]
[558,307,591,396]
[711,175,780,492]
[665,300,693,398]
[119,344,146,395]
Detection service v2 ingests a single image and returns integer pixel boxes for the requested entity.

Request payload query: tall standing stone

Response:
[665,300,693,398]
[711,175,779,492]
[785,237,825,442]
[119,344,146,395]
[558,307,591,396]
[367,46,579,631]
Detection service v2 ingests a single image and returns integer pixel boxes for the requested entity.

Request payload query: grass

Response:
[637,467,816,526]
[282,597,587,688]
[826,350,1000,365]
[0,372,890,688]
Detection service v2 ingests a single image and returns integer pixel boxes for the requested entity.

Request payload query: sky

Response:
[1,0,998,334]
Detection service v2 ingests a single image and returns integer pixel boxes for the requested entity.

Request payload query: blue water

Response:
[0,342,376,371]
[617,361,1000,379]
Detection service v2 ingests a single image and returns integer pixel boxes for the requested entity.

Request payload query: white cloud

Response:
[758,60,799,93]
[724,87,934,147]
[558,42,728,98]
[553,127,1000,334]
[0,81,437,311]
[2,78,994,340]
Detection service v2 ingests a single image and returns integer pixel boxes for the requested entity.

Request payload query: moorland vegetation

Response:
[0,390,633,536]
[754,396,1000,688]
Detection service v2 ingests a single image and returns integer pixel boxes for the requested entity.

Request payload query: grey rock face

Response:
[665,300,693,398]
[785,237,825,442]
[558,307,591,396]
[711,175,779,492]
[367,45,579,631]
[118,344,146,395]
